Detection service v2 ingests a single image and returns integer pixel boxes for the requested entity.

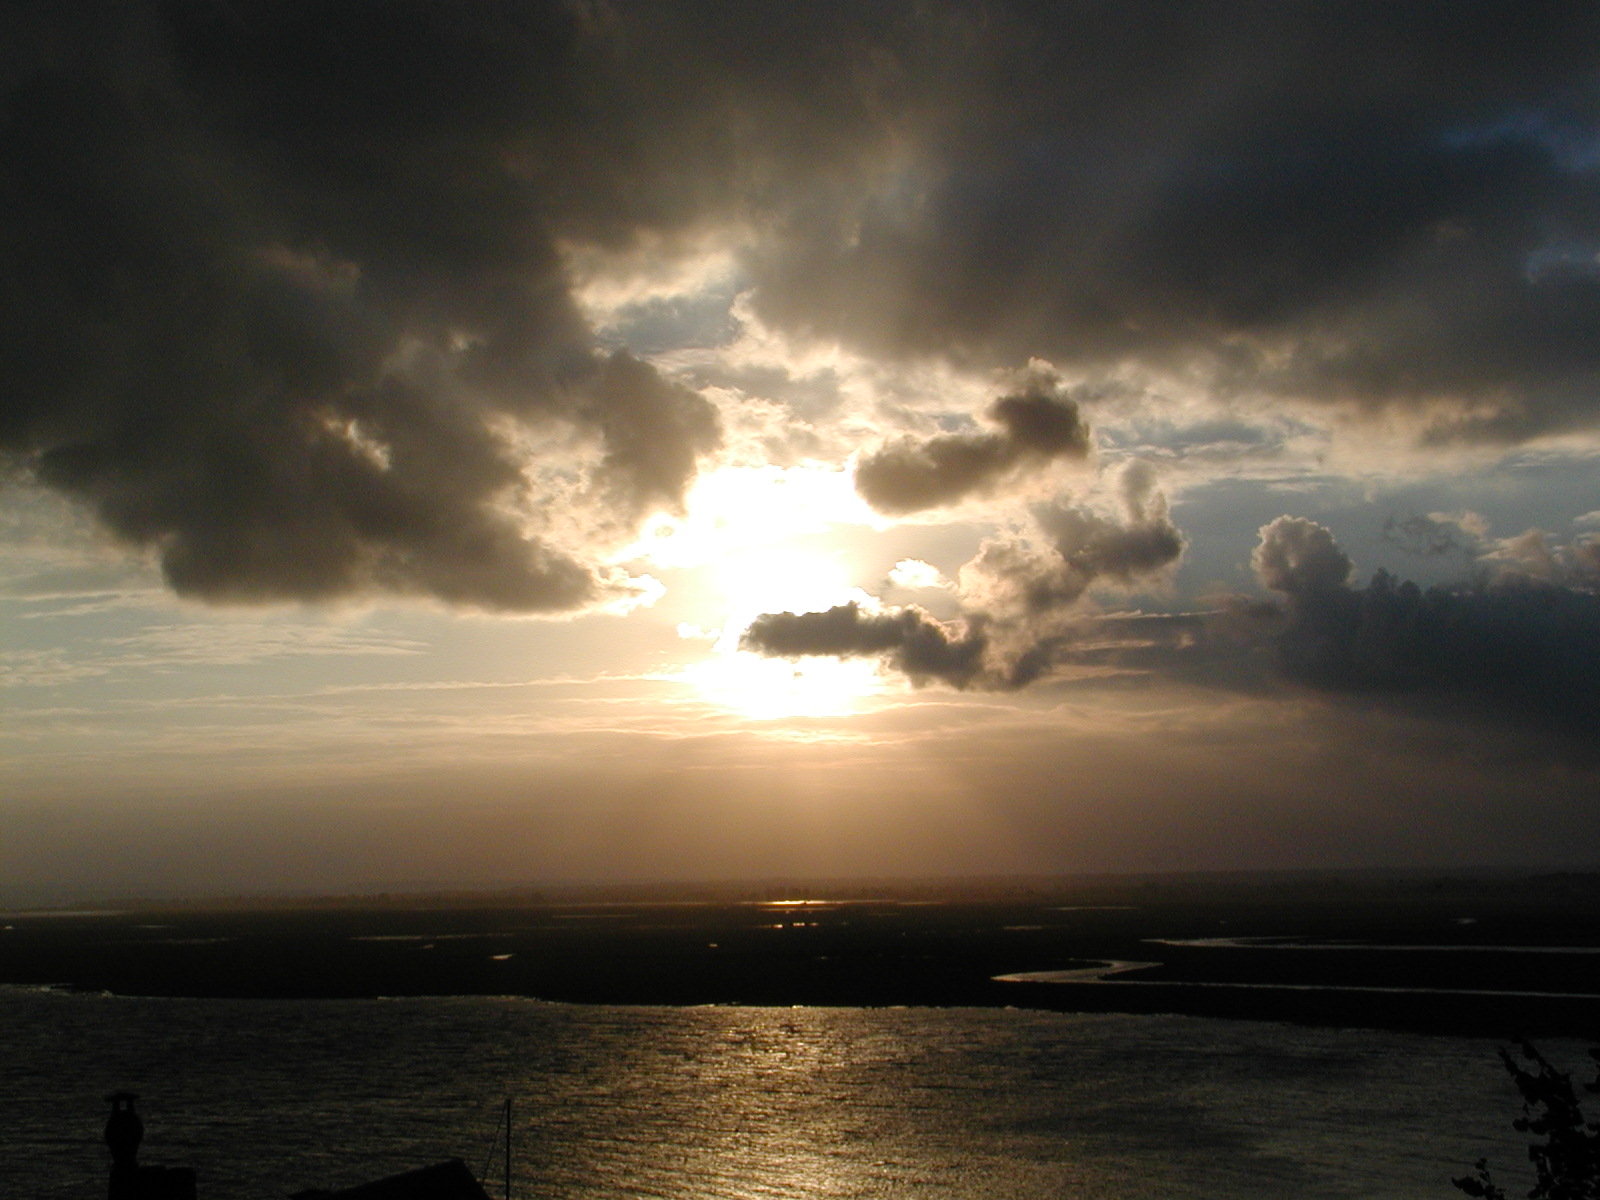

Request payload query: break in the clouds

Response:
[854,368,1092,514]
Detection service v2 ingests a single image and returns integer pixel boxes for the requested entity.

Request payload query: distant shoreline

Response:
[6,864,1599,914]
[5,877,1597,1037]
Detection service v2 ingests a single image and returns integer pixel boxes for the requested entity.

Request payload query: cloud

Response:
[743,497,1600,758]
[1,620,426,688]
[1481,528,1562,583]
[1244,518,1600,746]
[741,3,1600,443]
[961,460,1186,619]
[1053,518,1600,758]
[747,460,1185,687]
[1381,512,1488,559]
[886,559,948,590]
[1252,516,1355,596]
[582,350,723,521]
[1574,537,1600,579]
[1044,459,1187,585]
[853,366,1092,514]
[740,601,987,689]
[10,1,1600,618]
[1476,526,1600,589]
[0,3,742,611]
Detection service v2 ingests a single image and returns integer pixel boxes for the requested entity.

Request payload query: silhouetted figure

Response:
[105,1093,144,1196]
[103,1094,196,1200]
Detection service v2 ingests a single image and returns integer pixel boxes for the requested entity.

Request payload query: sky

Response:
[4,1,1600,901]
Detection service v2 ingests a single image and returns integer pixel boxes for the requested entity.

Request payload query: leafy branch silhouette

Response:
[1455,1041,1600,1200]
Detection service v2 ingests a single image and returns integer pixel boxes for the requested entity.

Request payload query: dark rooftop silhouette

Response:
[289,1158,492,1200]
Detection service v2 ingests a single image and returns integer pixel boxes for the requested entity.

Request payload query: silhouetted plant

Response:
[1455,1041,1600,1200]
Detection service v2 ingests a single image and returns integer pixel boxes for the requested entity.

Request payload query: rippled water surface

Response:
[0,989,1550,1200]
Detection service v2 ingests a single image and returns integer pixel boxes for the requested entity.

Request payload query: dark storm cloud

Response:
[853,371,1091,514]
[0,2,729,608]
[740,601,988,689]
[0,2,914,608]
[744,1,1600,440]
[12,2,1600,608]
[1245,517,1600,744]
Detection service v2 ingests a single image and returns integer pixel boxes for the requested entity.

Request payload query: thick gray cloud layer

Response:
[749,2,1600,441]
[9,2,1600,608]
[1249,518,1600,740]
[0,3,801,607]
[854,373,1091,514]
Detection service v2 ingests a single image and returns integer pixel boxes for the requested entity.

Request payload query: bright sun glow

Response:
[679,648,886,720]
[623,463,880,570]
[625,465,889,718]
[684,542,886,719]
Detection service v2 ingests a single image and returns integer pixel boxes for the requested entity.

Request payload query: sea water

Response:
[0,987,1555,1200]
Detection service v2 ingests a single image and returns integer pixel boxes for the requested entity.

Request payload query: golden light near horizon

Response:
[12,0,1600,918]
[677,644,886,720]
[625,464,890,718]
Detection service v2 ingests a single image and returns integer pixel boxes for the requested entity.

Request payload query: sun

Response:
[678,645,885,720]
[624,465,890,718]
[684,542,888,718]
[622,462,880,569]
